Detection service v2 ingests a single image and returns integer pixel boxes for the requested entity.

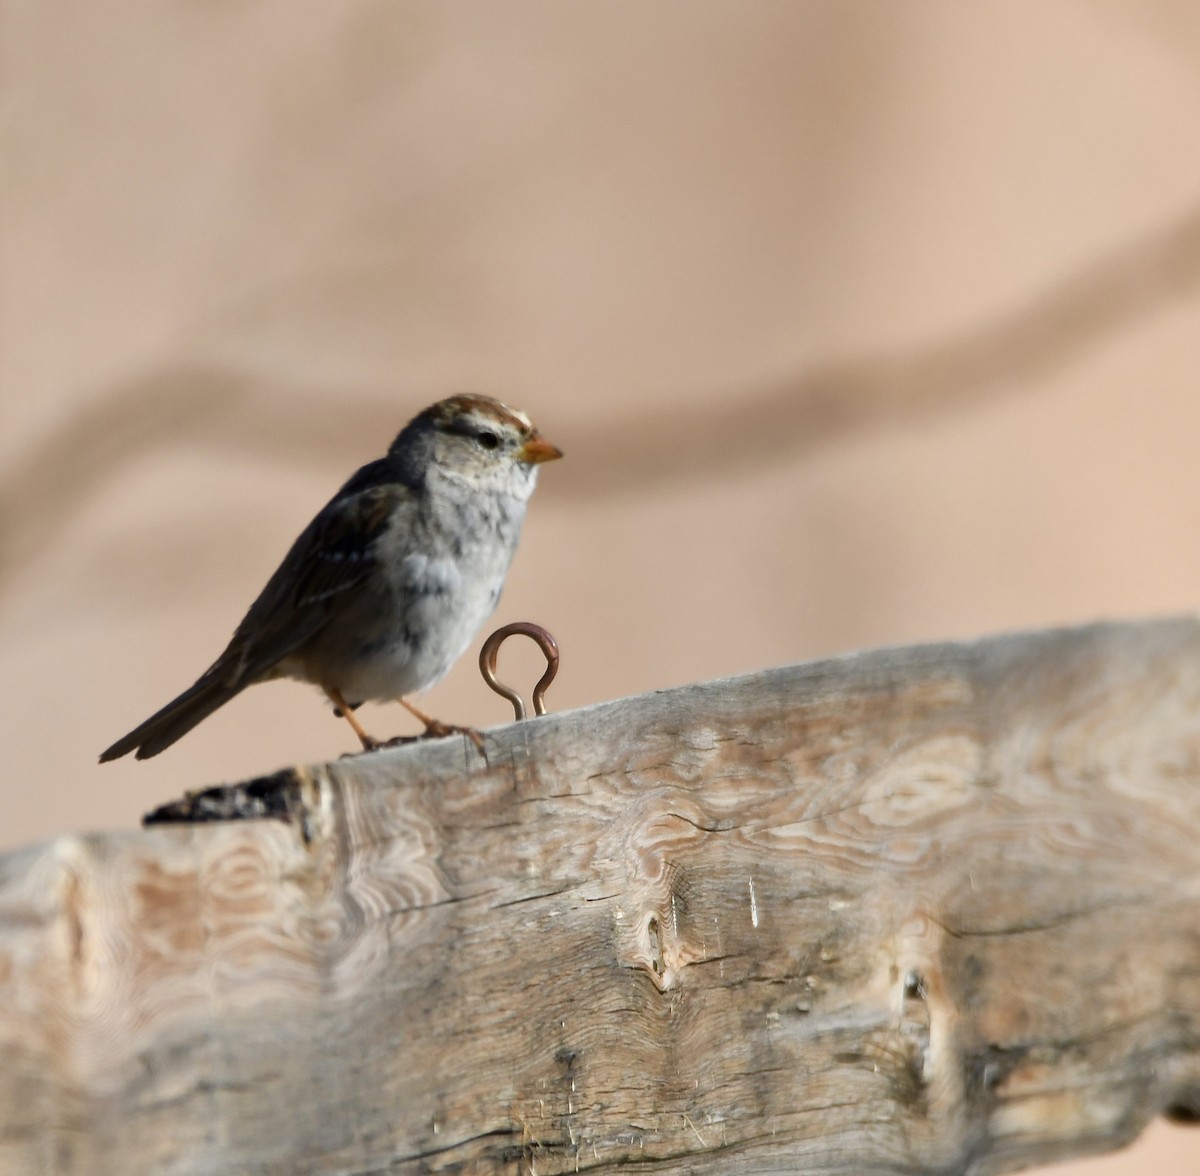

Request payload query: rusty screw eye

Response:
[479,622,560,721]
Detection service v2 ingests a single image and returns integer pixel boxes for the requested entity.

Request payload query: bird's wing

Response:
[213,478,407,686]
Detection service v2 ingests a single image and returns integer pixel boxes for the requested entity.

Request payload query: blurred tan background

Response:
[3,3,1200,1172]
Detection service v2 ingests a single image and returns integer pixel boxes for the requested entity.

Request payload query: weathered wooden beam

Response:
[3,618,1200,1174]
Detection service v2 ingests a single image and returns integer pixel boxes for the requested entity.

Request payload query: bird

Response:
[100,394,562,761]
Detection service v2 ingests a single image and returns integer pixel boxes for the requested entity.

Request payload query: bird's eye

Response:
[477,430,500,450]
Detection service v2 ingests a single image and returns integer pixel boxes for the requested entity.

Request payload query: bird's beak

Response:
[516,436,563,465]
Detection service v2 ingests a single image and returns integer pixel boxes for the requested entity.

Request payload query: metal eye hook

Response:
[479,622,560,721]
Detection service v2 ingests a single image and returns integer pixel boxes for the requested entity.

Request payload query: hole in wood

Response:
[646,915,663,976]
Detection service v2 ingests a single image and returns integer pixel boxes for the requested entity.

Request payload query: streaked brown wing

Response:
[213,481,405,686]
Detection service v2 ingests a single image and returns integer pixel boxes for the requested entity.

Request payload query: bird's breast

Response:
[315,496,525,702]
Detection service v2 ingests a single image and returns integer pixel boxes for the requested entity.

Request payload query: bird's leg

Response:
[325,687,379,751]
[397,697,485,754]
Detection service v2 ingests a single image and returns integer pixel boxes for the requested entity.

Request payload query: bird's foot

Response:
[343,727,484,756]
[394,697,485,754]
[340,734,384,758]
[377,733,421,749]
[419,721,486,754]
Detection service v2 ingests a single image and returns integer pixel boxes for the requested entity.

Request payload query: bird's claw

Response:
[341,725,484,757]
[421,721,486,754]
[379,733,421,748]
[341,734,384,758]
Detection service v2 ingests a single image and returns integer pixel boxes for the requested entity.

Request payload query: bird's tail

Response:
[99,674,244,762]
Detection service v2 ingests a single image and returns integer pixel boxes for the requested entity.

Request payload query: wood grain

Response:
[4,618,1200,1174]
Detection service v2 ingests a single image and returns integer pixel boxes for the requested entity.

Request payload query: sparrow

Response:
[100,394,562,761]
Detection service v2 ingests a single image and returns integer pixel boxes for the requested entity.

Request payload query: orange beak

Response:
[517,436,563,465]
